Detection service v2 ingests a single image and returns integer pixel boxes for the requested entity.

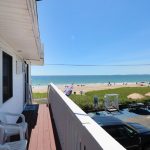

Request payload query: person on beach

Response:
[108,81,111,86]
[80,90,83,95]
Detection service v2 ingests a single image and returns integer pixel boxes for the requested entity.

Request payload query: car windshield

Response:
[103,125,136,139]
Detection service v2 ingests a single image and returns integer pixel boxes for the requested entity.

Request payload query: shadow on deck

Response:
[22,104,61,150]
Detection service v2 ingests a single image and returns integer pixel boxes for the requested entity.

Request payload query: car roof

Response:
[92,115,124,126]
[127,122,150,133]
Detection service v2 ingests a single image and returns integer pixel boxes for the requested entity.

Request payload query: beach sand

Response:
[32,82,144,94]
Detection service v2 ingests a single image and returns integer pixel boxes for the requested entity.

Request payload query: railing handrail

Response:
[48,83,126,150]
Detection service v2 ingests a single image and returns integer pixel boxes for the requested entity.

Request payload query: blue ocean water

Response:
[31,75,150,86]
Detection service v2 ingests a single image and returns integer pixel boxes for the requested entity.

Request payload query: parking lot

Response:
[88,108,150,128]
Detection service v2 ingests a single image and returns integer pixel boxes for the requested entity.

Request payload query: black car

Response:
[92,115,150,150]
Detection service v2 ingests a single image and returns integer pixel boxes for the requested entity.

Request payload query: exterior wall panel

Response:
[0,38,25,123]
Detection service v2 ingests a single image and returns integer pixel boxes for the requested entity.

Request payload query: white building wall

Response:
[0,37,26,123]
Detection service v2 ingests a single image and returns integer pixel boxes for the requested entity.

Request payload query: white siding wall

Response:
[0,37,26,123]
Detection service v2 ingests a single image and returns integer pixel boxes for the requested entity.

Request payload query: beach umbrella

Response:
[145,92,150,97]
[64,84,73,96]
[127,93,145,100]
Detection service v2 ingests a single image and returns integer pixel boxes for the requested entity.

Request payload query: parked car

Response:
[92,115,150,150]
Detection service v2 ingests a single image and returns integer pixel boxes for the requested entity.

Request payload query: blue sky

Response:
[31,0,150,75]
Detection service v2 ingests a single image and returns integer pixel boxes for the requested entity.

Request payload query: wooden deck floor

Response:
[23,104,57,150]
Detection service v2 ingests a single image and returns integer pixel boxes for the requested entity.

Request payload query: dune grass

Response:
[32,87,150,111]
[32,93,47,99]
[69,87,150,111]
[32,93,48,104]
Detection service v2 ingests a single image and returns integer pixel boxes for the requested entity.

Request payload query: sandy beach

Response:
[32,82,146,94]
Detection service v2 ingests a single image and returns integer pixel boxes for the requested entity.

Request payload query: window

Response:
[103,126,124,139]
[103,125,136,139]
[3,52,13,102]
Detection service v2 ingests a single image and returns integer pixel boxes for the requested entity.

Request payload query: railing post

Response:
[47,84,51,107]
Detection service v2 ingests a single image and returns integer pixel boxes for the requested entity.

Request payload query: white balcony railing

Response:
[48,83,126,150]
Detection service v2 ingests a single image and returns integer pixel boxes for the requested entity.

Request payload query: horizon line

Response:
[31,74,150,76]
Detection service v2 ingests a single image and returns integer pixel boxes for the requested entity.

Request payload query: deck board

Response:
[27,104,56,150]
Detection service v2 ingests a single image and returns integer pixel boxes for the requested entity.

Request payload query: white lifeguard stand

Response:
[104,94,119,112]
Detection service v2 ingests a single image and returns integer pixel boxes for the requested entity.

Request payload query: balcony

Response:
[23,104,58,150]
[23,83,126,150]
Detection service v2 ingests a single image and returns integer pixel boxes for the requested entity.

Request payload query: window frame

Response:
[3,51,13,102]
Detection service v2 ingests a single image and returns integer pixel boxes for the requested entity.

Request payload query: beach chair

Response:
[0,112,28,141]
[0,140,27,150]
[0,125,27,150]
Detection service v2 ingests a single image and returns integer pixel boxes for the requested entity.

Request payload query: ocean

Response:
[31,75,150,86]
